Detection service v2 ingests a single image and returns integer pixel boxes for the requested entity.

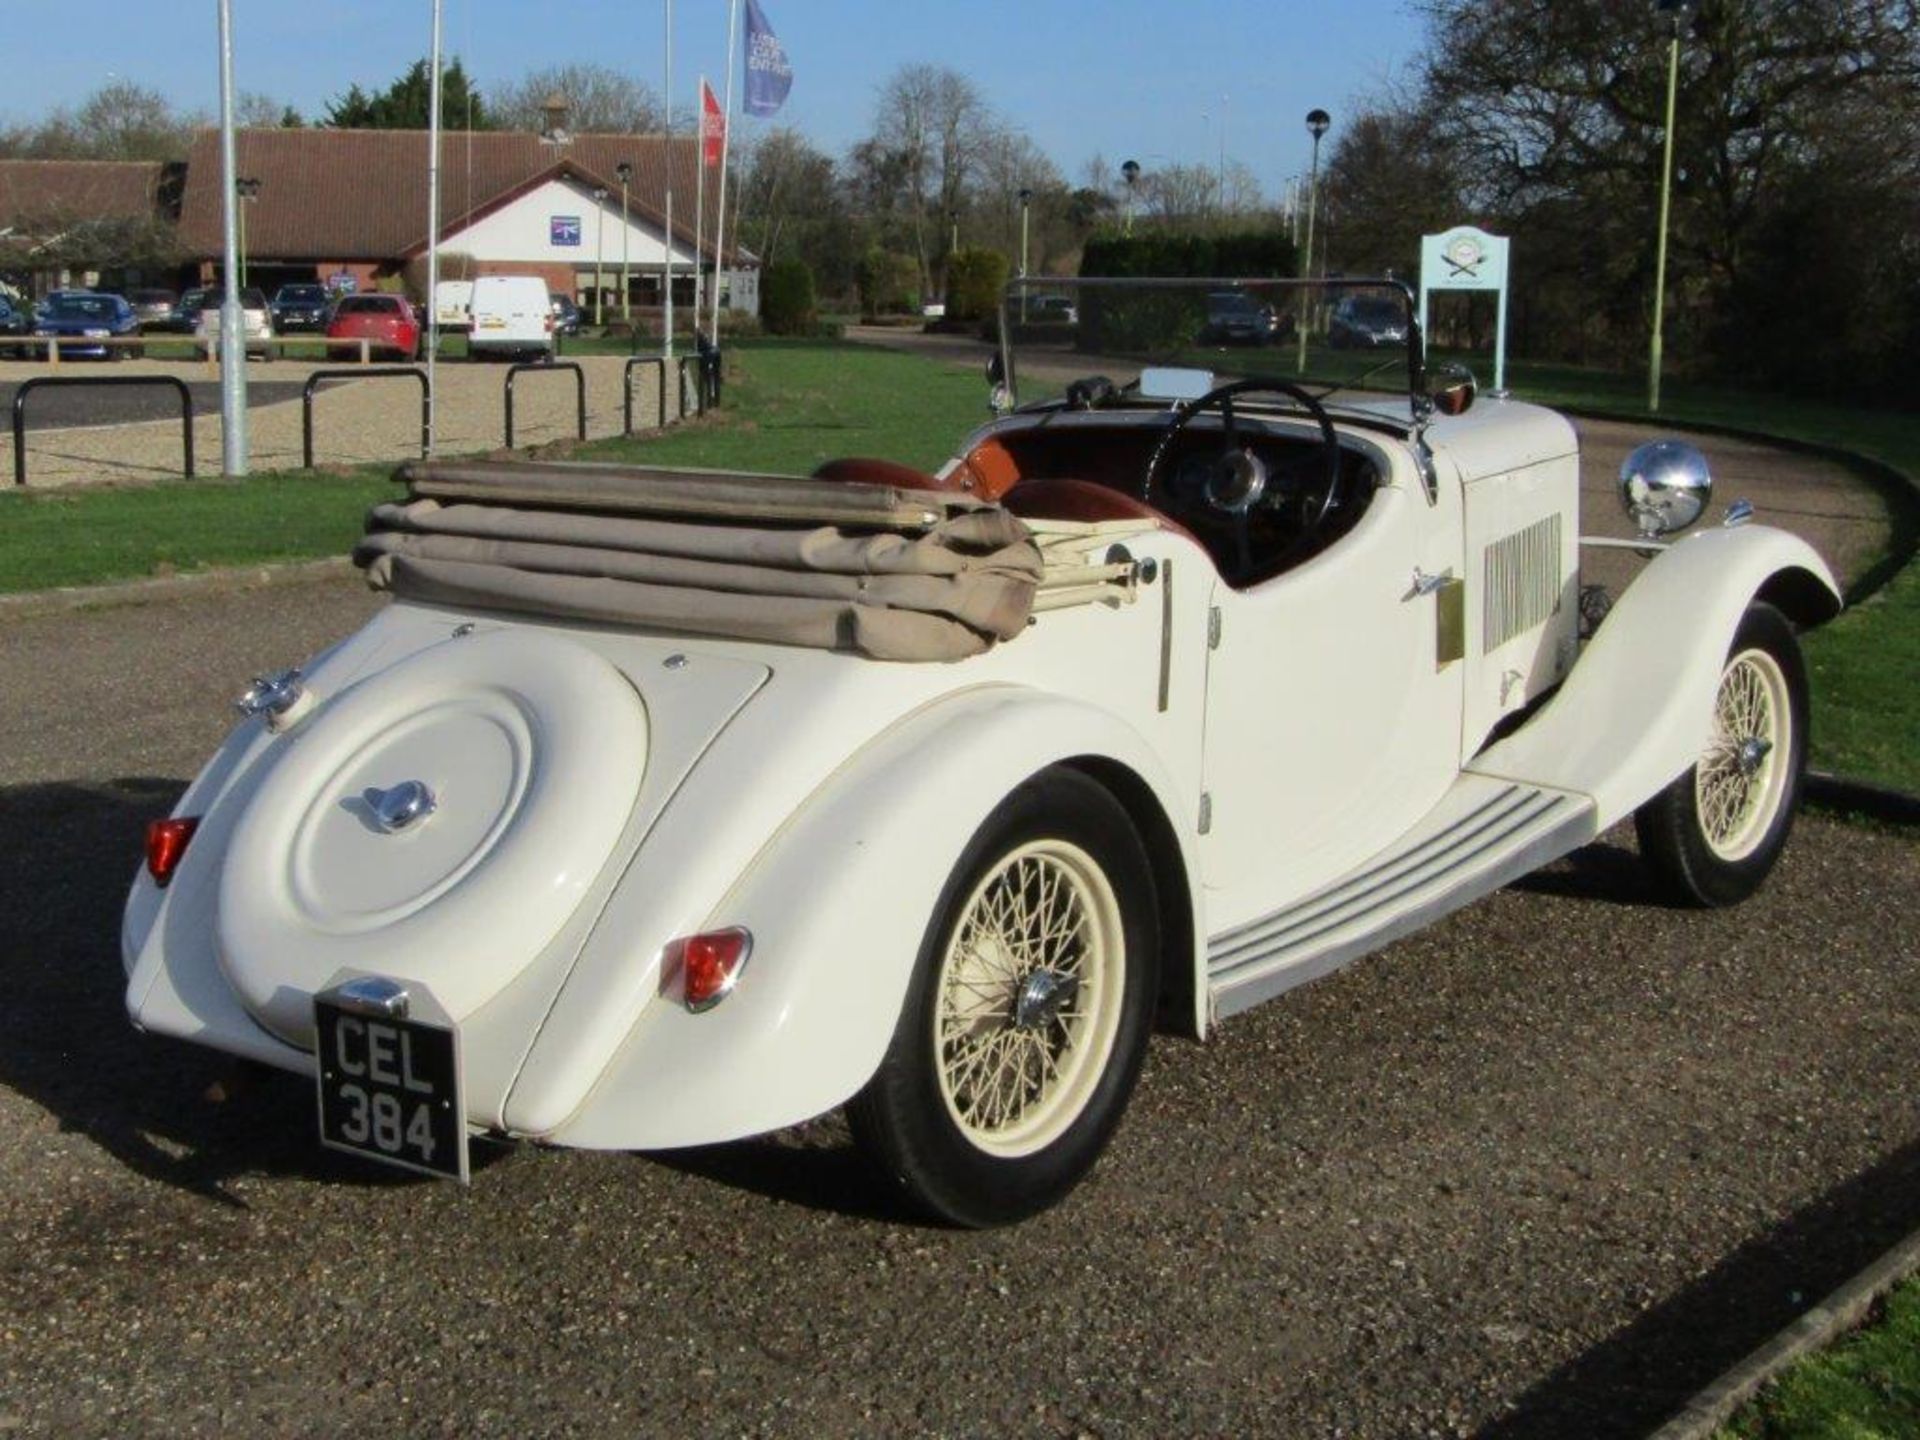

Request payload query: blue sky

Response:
[6,0,1421,197]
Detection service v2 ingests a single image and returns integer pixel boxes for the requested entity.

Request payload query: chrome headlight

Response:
[1619,439,1713,538]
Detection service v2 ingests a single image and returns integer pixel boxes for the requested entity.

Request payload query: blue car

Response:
[33,291,143,359]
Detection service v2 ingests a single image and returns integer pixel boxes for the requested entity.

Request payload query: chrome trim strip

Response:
[1205,786,1596,1020]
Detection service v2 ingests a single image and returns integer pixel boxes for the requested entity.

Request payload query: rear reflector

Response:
[665,928,754,1012]
[145,817,200,887]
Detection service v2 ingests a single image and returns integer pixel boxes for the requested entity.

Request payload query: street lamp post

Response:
[591,186,608,326]
[235,176,260,291]
[615,161,633,324]
[1121,159,1140,236]
[1296,108,1330,374]
[1018,186,1032,323]
[1648,0,1696,412]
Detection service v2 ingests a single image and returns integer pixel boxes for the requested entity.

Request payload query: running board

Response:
[1207,778,1597,1021]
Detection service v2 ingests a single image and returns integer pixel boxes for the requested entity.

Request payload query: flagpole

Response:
[425,0,442,455]
[694,73,707,329]
[711,0,740,343]
[662,0,675,360]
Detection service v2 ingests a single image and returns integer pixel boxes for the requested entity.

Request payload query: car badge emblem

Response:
[366,780,437,834]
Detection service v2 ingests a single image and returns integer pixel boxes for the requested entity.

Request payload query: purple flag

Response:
[743,0,792,117]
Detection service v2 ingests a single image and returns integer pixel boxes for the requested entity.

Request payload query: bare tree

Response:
[870,64,994,294]
[490,64,666,134]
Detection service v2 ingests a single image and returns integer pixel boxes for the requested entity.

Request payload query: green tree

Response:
[324,58,492,130]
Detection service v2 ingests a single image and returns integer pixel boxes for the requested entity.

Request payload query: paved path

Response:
[0,568,1915,1438]
[0,352,689,487]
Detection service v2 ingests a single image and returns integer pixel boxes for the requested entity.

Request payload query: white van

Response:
[467,275,554,359]
[432,279,474,332]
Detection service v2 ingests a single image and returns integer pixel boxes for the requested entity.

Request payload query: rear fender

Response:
[1469,524,1838,827]
[534,689,1199,1149]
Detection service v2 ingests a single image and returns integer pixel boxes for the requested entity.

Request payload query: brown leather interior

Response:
[948,437,1023,500]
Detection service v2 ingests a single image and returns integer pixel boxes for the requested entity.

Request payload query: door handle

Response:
[1408,567,1454,598]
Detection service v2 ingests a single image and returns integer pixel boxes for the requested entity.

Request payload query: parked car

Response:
[325,293,421,360]
[195,288,275,359]
[549,292,582,337]
[125,288,180,330]
[153,286,214,334]
[122,276,1838,1227]
[1328,294,1411,349]
[1201,288,1284,345]
[1023,294,1078,325]
[271,282,332,335]
[33,291,143,359]
[0,295,31,357]
[468,275,554,359]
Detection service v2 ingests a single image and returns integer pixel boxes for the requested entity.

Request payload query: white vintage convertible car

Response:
[122,278,1840,1225]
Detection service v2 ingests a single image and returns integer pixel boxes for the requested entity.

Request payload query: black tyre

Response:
[849,768,1159,1227]
[1635,602,1808,907]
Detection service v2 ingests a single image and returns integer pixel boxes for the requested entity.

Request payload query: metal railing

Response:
[623,356,668,434]
[12,374,193,486]
[504,361,586,449]
[301,367,429,470]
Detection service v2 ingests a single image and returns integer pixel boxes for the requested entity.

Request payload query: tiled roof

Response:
[0,160,170,232]
[175,128,740,262]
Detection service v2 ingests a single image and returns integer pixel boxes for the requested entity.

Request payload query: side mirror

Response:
[1429,362,1477,417]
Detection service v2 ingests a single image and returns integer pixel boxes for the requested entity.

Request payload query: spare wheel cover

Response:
[218,629,647,1046]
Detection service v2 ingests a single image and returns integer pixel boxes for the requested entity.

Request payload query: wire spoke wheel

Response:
[849,769,1158,1226]
[1695,647,1792,862]
[1635,603,1809,908]
[934,840,1125,1158]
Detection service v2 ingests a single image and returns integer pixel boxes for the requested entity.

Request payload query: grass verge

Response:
[1716,1275,1920,1439]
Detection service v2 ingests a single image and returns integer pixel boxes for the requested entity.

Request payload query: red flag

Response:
[701,80,725,168]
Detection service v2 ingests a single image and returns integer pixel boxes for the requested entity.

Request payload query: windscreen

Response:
[999,276,1421,414]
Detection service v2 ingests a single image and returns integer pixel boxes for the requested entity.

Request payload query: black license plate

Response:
[314,994,468,1182]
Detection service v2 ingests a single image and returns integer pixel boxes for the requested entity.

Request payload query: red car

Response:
[326,294,421,360]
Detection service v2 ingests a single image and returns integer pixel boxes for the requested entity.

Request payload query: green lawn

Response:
[1716,1276,1920,1439]
[2,338,1913,790]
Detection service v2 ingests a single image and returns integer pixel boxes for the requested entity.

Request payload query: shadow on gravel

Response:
[1478,1136,1920,1439]
[0,778,487,1205]
[652,1135,917,1226]
[1509,837,1662,908]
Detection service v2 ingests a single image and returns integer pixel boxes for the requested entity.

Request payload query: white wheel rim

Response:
[1695,646,1792,862]
[933,839,1126,1158]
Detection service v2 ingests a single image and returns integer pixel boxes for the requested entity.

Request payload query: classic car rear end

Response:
[124,275,1841,1226]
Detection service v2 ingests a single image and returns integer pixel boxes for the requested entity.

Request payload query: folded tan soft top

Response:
[359,460,1132,662]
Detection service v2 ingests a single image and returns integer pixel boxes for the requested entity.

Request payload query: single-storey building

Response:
[175,126,754,317]
[1,118,754,317]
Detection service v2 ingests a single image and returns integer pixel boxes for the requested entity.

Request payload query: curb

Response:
[1649,1225,1920,1439]
[0,555,353,622]
[1805,770,1920,827]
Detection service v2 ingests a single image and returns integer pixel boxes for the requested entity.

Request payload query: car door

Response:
[1197,447,1466,931]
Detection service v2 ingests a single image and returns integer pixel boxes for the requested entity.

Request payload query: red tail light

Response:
[145,817,200,886]
[664,928,753,1012]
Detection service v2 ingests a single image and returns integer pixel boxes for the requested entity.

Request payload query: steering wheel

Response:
[1140,378,1344,546]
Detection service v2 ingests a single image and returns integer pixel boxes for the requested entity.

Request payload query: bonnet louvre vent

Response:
[1482,514,1561,650]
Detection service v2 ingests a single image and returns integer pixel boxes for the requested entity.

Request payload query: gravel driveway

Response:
[0,569,1915,1438]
